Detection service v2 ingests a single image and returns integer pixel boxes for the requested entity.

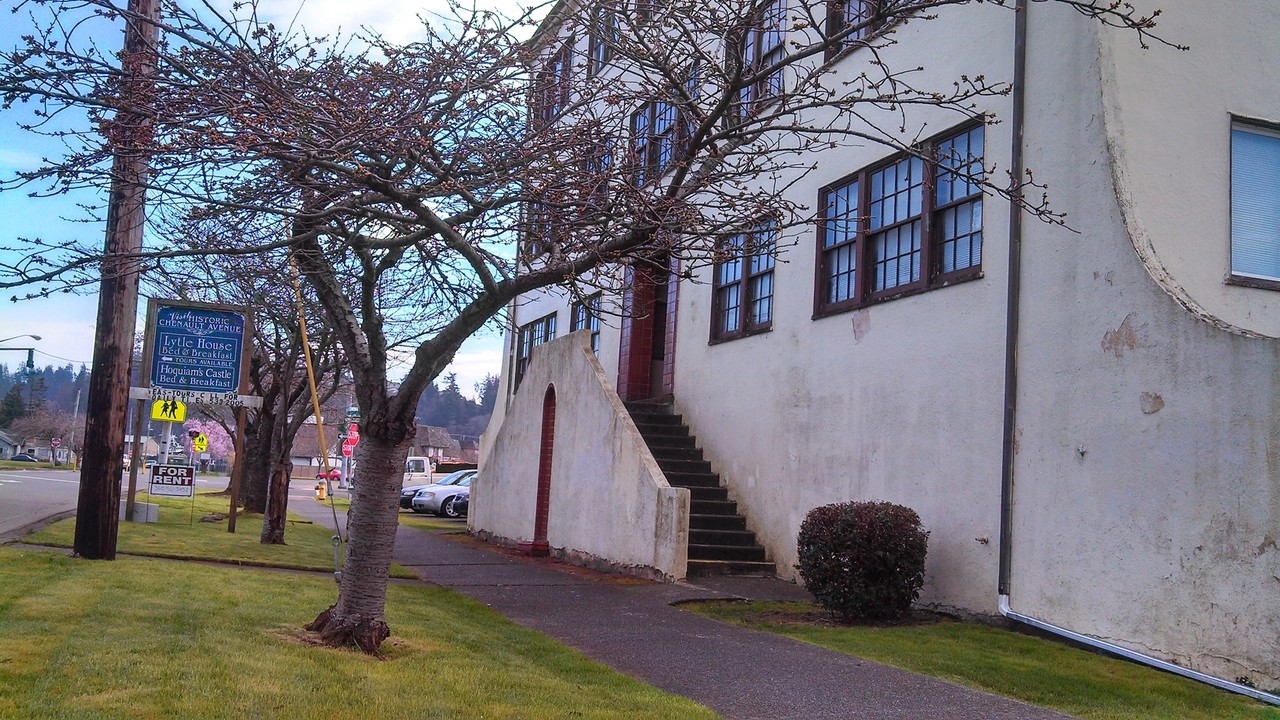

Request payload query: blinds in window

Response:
[1231,124,1280,281]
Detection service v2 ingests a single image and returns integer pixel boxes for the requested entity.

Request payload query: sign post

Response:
[343,424,359,488]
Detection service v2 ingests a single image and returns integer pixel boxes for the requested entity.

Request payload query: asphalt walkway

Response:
[293,493,1072,720]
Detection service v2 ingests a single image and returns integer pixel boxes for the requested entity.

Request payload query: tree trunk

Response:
[242,419,274,513]
[260,461,291,544]
[306,427,411,652]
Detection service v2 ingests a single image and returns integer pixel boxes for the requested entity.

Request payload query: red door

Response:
[618,256,678,401]
[523,385,555,557]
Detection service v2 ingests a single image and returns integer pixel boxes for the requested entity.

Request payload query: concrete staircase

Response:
[626,400,775,576]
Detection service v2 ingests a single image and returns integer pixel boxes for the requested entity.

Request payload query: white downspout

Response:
[998,1,1280,708]
[998,595,1279,706]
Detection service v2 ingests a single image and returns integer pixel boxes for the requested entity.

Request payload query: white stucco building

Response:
[477,0,1280,695]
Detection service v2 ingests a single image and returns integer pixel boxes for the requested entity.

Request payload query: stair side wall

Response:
[475,331,690,580]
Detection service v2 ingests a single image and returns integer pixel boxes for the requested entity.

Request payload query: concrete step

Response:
[630,411,684,427]
[689,513,747,531]
[656,457,713,475]
[633,422,691,439]
[691,499,739,516]
[686,559,778,577]
[690,528,760,547]
[688,543,769,563]
[685,485,729,502]
[646,446,704,462]
[643,434,698,450]
[664,471,723,488]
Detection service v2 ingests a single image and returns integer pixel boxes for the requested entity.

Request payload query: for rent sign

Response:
[149,464,195,497]
[150,305,246,394]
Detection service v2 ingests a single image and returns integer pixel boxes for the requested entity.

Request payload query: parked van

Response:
[404,456,435,484]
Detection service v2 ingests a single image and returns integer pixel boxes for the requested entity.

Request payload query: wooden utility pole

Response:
[73,0,161,560]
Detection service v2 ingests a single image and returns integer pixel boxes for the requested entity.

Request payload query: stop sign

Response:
[341,444,353,458]
[50,437,61,448]
[348,423,359,444]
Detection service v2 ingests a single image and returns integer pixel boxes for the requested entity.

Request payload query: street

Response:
[0,468,232,539]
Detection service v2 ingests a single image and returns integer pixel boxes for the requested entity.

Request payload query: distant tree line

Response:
[415,373,498,439]
[0,363,89,427]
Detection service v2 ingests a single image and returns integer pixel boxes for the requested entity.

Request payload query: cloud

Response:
[0,148,43,172]
[248,0,535,45]
[446,340,505,396]
[252,0,436,44]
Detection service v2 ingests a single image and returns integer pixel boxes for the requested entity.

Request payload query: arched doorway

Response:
[524,384,555,557]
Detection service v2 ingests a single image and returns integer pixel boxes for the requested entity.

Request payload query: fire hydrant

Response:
[315,480,327,500]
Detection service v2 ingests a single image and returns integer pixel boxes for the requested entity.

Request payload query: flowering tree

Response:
[181,418,232,462]
[0,0,1173,652]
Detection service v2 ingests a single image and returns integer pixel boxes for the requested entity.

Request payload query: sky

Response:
[0,0,523,398]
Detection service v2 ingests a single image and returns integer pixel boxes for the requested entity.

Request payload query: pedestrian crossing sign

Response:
[150,399,187,422]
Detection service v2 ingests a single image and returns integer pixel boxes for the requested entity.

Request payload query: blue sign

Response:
[150,306,246,393]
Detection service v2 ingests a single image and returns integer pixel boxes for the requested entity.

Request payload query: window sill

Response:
[811,269,984,320]
[708,324,773,346]
[1226,274,1280,292]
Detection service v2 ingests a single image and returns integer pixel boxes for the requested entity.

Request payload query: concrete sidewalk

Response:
[293,495,1072,720]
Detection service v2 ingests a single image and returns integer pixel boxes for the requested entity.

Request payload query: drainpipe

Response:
[996,0,1027,603]
[995,1,1279,706]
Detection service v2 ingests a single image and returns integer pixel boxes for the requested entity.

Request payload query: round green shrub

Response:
[796,500,929,622]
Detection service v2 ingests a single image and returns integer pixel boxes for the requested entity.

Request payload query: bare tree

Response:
[0,0,1174,651]
[147,215,346,543]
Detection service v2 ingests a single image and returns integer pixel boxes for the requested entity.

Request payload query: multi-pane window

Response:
[630,69,699,185]
[588,4,618,76]
[631,0,665,22]
[934,125,985,275]
[1230,121,1280,286]
[868,155,924,293]
[816,123,984,314]
[632,101,681,184]
[712,221,777,342]
[523,200,555,259]
[533,44,571,127]
[515,313,557,389]
[570,293,603,355]
[739,0,786,114]
[827,0,881,55]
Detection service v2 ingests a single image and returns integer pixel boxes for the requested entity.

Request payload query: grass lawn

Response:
[24,492,415,579]
[684,601,1279,720]
[0,546,717,719]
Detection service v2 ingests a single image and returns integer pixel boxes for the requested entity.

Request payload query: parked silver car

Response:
[411,472,474,518]
[400,468,474,510]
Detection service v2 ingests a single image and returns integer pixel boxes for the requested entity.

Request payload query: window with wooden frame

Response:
[630,68,698,186]
[814,123,984,316]
[826,0,882,57]
[631,100,681,185]
[570,293,603,355]
[515,312,557,389]
[630,0,665,22]
[522,200,556,260]
[712,220,777,342]
[1229,119,1280,289]
[739,0,786,115]
[587,4,618,76]
[533,44,572,128]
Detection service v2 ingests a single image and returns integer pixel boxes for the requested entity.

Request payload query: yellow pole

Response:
[289,257,332,482]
